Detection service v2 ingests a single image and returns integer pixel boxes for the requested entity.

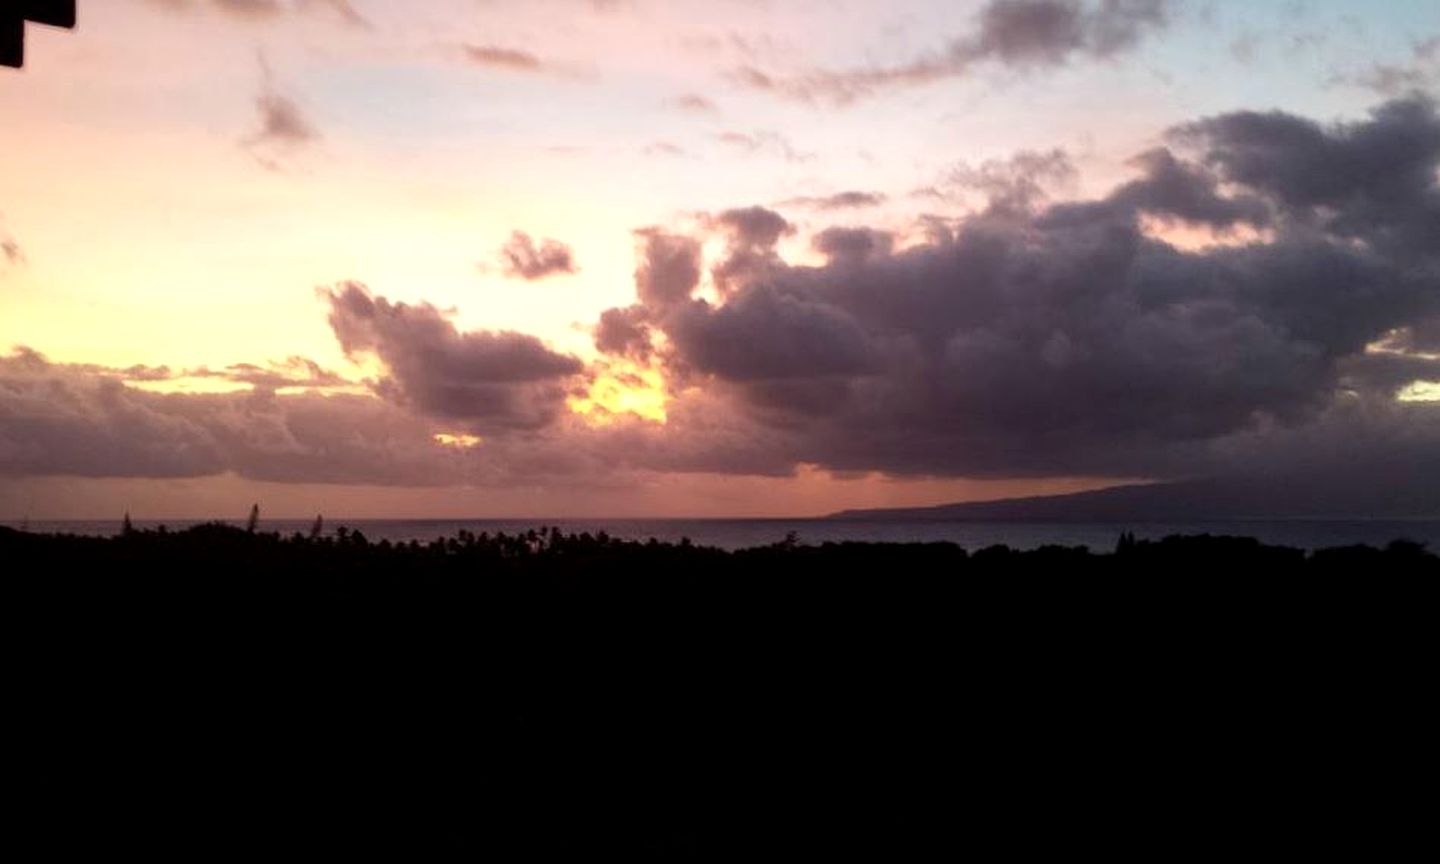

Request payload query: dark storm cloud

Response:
[1105,148,1272,228]
[321,282,585,432]
[735,0,1172,104]
[778,191,888,211]
[497,232,578,280]
[665,286,882,383]
[595,96,1440,480]
[812,227,894,264]
[461,44,547,73]
[1175,96,1440,257]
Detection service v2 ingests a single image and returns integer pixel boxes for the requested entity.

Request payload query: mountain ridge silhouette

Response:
[829,471,1440,522]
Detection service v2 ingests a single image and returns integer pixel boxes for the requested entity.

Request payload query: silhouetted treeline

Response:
[4,524,1434,858]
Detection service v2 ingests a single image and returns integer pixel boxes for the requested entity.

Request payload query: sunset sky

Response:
[2,0,1438,518]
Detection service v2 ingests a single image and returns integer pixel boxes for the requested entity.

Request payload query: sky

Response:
[1,0,1438,518]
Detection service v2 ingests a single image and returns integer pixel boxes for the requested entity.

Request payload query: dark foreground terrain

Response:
[5,524,1435,857]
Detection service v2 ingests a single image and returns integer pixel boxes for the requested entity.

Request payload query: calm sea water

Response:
[9,518,1439,552]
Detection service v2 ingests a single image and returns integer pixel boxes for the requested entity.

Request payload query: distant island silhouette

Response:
[831,469,1440,522]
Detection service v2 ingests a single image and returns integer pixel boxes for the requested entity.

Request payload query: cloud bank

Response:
[4,97,1438,507]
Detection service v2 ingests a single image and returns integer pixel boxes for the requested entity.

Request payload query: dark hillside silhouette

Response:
[4,524,1434,857]
[1,1,75,68]
[832,466,1440,521]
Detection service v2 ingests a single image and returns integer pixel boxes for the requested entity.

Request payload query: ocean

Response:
[9,518,1439,552]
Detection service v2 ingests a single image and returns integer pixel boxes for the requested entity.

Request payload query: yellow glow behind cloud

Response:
[1398,380,1440,402]
[568,361,669,424]
[434,432,483,449]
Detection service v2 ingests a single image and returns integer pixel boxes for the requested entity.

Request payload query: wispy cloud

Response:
[297,0,370,28]
[1,237,23,268]
[778,191,887,211]
[1353,36,1439,95]
[715,130,814,163]
[148,0,368,27]
[241,57,320,171]
[461,44,547,73]
[667,93,718,114]
[645,141,687,157]
[733,0,1173,104]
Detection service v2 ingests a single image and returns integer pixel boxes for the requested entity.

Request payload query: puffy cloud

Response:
[665,285,882,383]
[595,97,1440,481]
[707,205,794,294]
[633,229,702,308]
[321,282,585,433]
[1176,96,1440,257]
[736,0,1172,104]
[1104,147,1271,228]
[594,305,653,359]
[497,232,577,280]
